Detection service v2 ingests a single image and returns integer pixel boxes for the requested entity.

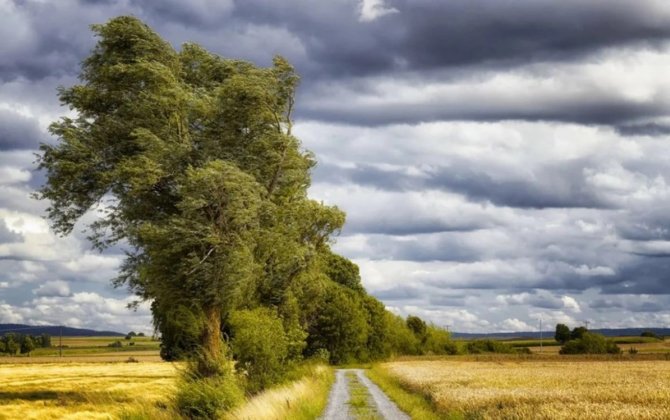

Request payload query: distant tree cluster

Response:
[641,330,663,340]
[554,324,621,355]
[0,333,51,356]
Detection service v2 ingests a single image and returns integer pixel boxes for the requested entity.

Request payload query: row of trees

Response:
[37,16,457,417]
[0,333,51,356]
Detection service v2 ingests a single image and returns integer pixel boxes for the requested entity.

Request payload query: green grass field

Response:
[0,336,161,363]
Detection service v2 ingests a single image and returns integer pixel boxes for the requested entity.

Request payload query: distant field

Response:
[0,336,161,363]
[379,358,670,419]
[456,336,670,355]
[0,362,176,419]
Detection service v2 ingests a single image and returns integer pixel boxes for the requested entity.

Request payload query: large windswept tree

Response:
[38,16,343,376]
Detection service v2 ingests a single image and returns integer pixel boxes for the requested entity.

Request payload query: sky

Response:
[1,0,670,334]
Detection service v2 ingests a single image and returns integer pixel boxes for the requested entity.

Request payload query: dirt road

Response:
[321,369,410,420]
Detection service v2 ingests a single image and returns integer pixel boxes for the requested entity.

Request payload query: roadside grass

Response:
[366,365,457,420]
[225,363,333,420]
[345,371,381,420]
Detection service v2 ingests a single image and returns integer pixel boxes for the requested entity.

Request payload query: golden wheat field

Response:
[381,359,670,419]
[0,362,177,420]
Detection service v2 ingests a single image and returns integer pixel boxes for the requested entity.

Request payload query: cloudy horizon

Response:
[1,0,670,334]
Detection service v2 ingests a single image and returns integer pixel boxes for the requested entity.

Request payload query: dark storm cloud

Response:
[596,256,670,295]
[316,161,612,210]
[300,90,668,127]
[7,0,670,81]
[0,111,45,150]
[616,123,670,137]
[590,297,667,313]
[234,0,670,77]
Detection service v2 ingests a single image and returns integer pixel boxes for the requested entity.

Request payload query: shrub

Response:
[310,348,331,363]
[229,308,289,393]
[465,340,516,354]
[570,326,588,340]
[628,347,638,355]
[175,375,244,419]
[108,340,124,348]
[559,332,621,355]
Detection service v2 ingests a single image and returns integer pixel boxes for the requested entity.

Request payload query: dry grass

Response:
[380,358,670,419]
[225,364,333,420]
[0,362,177,419]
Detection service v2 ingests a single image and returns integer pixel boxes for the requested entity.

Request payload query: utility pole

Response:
[59,326,62,358]
[539,317,543,353]
[584,320,590,330]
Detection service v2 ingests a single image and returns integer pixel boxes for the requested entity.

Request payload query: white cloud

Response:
[561,296,582,313]
[359,0,398,22]
[500,318,534,332]
[33,280,71,297]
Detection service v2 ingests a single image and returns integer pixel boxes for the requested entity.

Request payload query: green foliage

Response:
[424,326,458,355]
[20,336,35,355]
[570,326,588,340]
[1,334,20,355]
[555,323,571,344]
[153,303,202,361]
[362,295,390,360]
[37,16,344,374]
[175,375,244,419]
[384,313,421,355]
[306,285,369,364]
[321,250,364,292]
[641,330,662,340]
[0,333,51,354]
[559,332,622,355]
[108,340,124,348]
[229,308,290,393]
[406,315,428,339]
[465,340,516,354]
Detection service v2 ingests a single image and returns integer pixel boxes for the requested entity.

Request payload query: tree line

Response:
[37,16,457,418]
[0,333,51,356]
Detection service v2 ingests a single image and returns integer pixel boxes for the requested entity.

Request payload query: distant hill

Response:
[452,327,670,340]
[0,323,124,337]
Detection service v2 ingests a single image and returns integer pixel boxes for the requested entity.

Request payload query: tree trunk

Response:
[198,304,222,377]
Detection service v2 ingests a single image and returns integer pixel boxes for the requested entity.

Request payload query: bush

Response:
[175,375,244,419]
[570,326,588,340]
[229,308,289,393]
[423,326,458,355]
[310,348,331,363]
[559,332,621,355]
[465,339,516,354]
[108,340,124,348]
